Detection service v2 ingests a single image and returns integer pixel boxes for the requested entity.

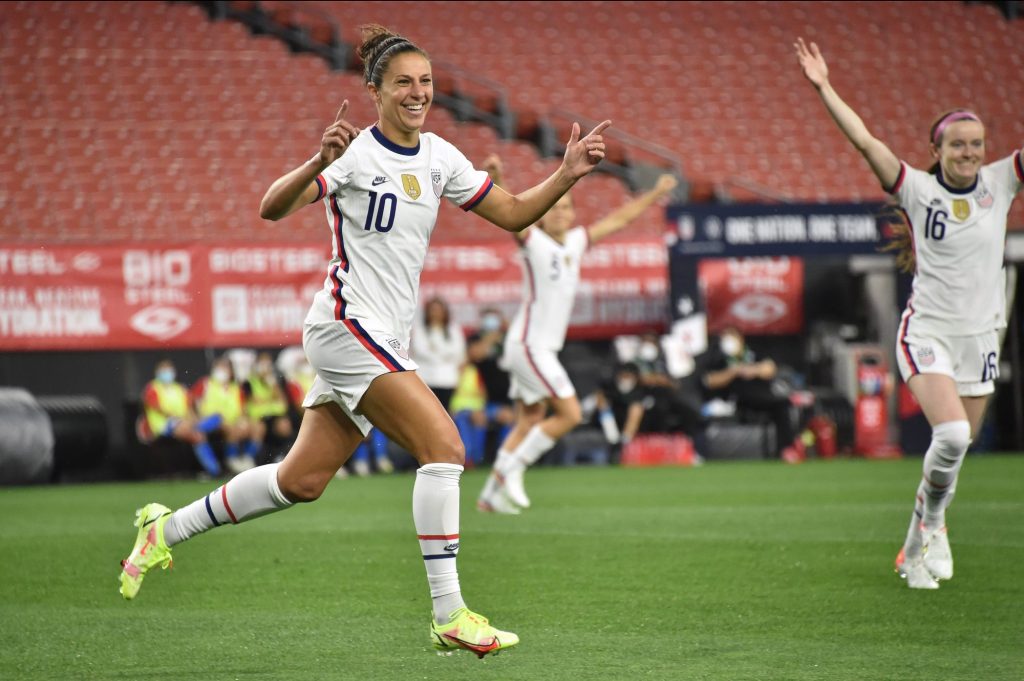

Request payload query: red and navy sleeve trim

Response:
[1013,150,1023,184]
[311,174,327,203]
[885,162,906,195]
[460,178,494,211]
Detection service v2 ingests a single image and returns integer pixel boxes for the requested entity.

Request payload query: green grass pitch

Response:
[2,456,1022,680]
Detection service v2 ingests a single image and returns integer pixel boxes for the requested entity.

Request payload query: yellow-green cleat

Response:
[119,503,174,600]
[430,607,519,658]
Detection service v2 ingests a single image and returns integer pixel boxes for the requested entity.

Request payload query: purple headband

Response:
[932,111,980,145]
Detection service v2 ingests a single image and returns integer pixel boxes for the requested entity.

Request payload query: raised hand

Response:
[653,173,679,196]
[794,37,829,89]
[561,120,612,180]
[319,100,361,167]
[481,153,504,186]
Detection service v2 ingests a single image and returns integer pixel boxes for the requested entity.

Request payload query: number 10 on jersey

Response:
[364,191,397,233]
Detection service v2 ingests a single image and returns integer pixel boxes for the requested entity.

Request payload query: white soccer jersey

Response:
[505,225,589,351]
[305,126,493,345]
[890,151,1023,336]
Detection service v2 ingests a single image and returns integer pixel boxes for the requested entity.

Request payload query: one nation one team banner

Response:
[0,239,669,351]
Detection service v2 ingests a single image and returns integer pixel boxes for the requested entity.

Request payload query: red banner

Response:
[0,238,668,350]
[698,257,804,334]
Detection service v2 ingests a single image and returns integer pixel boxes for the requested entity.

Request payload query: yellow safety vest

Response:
[247,375,288,420]
[292,372,315,401]
[144,380,190,436]
[196,379,244,425]
[449,365,486,413]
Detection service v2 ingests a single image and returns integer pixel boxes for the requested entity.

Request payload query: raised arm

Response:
[480,154,531,243]
[587,174,678,245]
[471,120,612,232]
[259,100,362,221]
[794,38,901,191]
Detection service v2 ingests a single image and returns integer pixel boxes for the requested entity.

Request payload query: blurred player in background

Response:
[796,37,1022,589]
[119,23,611,657]
[477,157,678,513]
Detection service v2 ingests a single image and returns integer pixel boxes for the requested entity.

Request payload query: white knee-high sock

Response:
[480,448,513,499]
[414,463,466,623]
[903,480,929,558]
[921,420,971,526]
[904,420,970,556]
[503,424,555,470]
[163,463,292,546]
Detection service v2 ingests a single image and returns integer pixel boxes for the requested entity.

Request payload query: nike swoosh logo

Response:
[142,512,170,527]
[372,178,388,186]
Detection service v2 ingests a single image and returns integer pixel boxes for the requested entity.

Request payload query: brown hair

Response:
[424,296,451,337]
[358,24,429,87]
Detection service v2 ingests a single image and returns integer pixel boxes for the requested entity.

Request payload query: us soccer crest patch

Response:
[401,174,421,200]
[431,169,442,198]
[974,186,994,208]
[951,198,970,221]
[917,346,935,367]
[387,337,410,361]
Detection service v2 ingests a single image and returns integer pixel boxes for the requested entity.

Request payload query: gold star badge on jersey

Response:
[401,174,421,200]
[952,198,970,221]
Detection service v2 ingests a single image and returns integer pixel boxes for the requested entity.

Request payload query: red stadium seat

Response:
[2,0,1022,245]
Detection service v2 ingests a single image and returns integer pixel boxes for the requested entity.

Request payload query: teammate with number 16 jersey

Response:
[306,126,491,338]
[890,152,1022,338]
[796,36,1021,592]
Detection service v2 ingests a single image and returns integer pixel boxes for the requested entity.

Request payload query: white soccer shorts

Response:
[502,342,576,406]
[896,328,1000,397]
[302,319,418,435]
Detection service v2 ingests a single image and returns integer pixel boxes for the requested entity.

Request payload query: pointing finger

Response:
[335,99,349,122]
[328,120,359,138]
[587,119,613,137]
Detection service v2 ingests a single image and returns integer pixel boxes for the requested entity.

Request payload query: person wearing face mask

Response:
[477,155,680,514]
[628,333,707,450]
[593,363,644,452]
[191,357,260,475]
[701,327,797,460]
[138,359,222,477]
[796,38,1022,590]
[243,352,295,464]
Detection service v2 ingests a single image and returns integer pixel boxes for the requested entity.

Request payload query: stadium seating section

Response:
[2,1,1022,244]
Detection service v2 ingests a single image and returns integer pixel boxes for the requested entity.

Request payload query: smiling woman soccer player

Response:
[119,24,611,657]
[795,37,1022,590]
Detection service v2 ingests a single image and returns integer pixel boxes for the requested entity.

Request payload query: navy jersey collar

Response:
[370,125,420,156]
[934,166,978,195]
